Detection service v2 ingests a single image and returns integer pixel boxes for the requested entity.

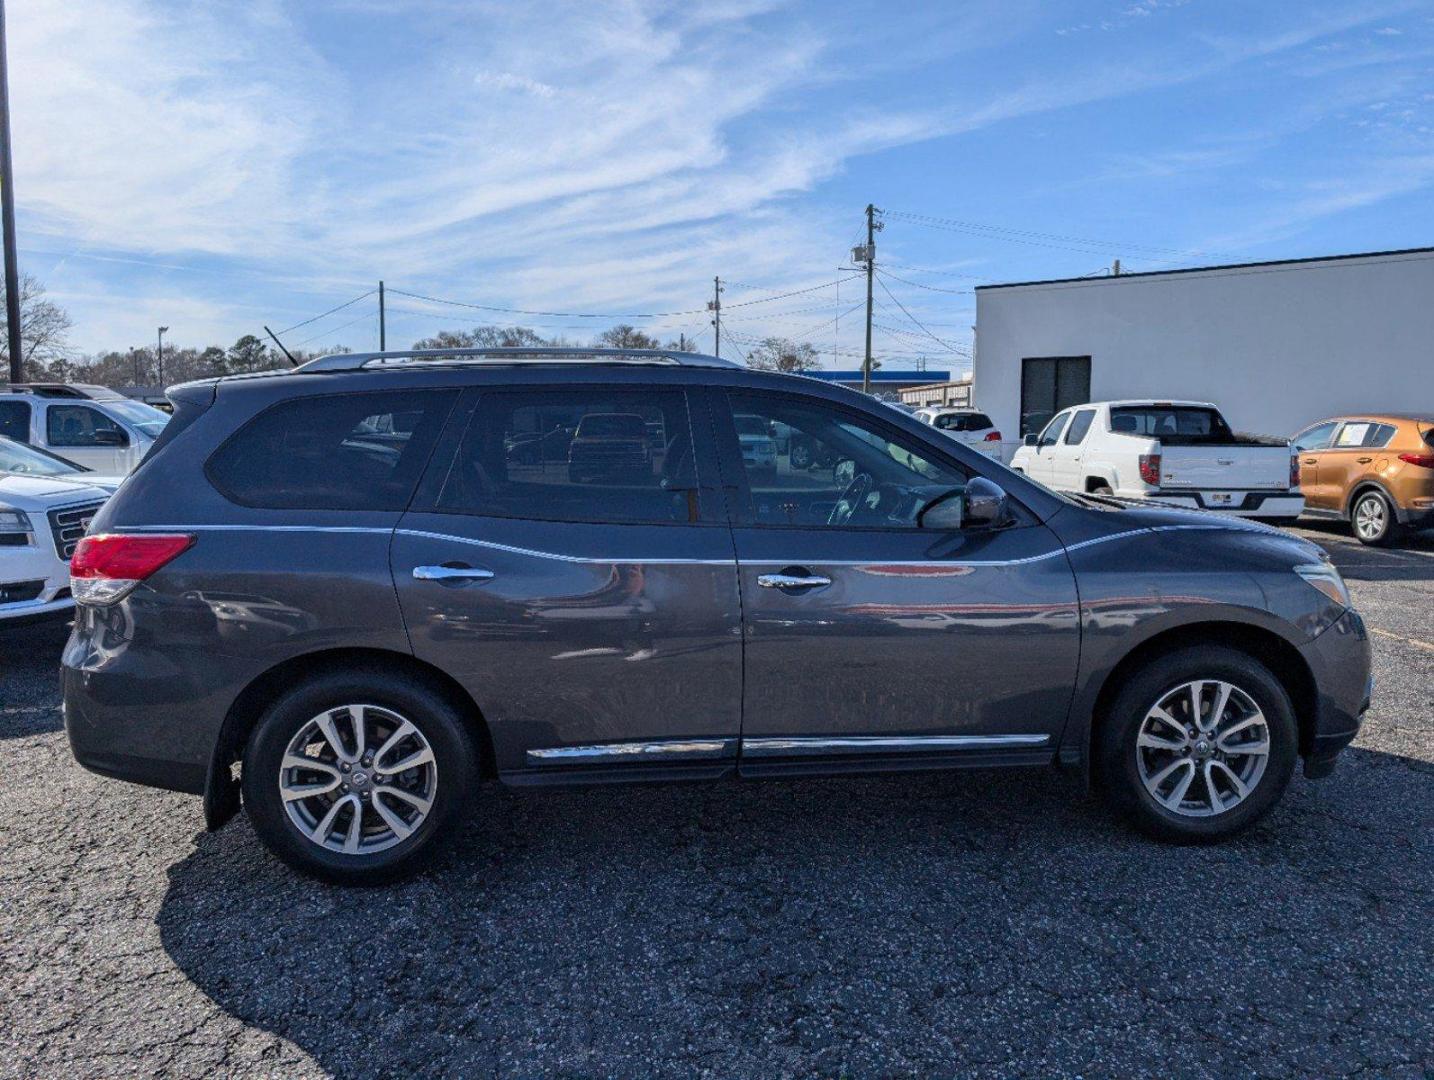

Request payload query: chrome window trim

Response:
[741,734,1051,757]
[527,738,736,765]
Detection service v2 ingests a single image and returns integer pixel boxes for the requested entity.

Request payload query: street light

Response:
[156,326,168,385]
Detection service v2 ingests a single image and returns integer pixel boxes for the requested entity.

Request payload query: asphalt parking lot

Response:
[2,523,1431,1079]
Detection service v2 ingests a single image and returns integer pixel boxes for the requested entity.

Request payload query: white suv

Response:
[0,473,110,625]
[0,384,169,474]
[913,407,1003,458]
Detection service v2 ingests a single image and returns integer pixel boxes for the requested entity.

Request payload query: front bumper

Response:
[1297,607,1372,779]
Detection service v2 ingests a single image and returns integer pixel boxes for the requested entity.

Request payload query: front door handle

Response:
[1303,457,1317,464]
[413,564,495,585]
[758,572,832,591]
[1356,457,1372,464]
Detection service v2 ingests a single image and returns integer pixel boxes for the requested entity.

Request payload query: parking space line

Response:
[1369,627,1434,653]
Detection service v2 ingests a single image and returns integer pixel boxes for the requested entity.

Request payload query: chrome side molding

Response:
[526,738,736,766]
[740,733,1050,757]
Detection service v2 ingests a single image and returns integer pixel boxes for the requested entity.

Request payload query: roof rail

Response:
[5,382,126,400]
[298,347,742,373]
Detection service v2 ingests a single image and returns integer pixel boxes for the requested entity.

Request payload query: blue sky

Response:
[10,0,1434,374]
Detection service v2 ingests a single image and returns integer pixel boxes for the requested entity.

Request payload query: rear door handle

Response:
[758,572,832,591]
[413,564,495,585]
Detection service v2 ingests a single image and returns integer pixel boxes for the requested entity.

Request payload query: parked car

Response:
[0,434,126,493]
[65,349,1369,883]
[1,383,169,474]
[1010,400,1303,521]
[1,473,109,626]
[914,407,1003,458]
[734,413,778,478]
[1292,413,1434,545]
[566,411,652,483]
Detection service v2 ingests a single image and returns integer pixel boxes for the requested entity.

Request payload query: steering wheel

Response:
[828,471,874,526]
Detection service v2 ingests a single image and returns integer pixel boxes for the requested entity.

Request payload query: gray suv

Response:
[63,349,1371,883]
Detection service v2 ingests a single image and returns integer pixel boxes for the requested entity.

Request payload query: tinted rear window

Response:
[1110,406,1232,443]
[1064,409,1095,444]
[207,390,457,510]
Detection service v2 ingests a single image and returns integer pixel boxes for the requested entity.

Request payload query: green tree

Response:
[226,334,273,374]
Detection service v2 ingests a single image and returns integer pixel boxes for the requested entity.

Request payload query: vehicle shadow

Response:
[0,621,70,739]
[156,749,1434,1077]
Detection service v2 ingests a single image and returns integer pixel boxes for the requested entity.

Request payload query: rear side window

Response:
[207,390,457,510]
[1332,421,1394,449]
[1064,409,1095,445]
[435,389,698,525]
[0,400,29,442]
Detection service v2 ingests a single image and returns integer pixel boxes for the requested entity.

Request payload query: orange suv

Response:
[1292,413,1434,545]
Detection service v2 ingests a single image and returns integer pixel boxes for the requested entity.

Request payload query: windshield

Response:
[0,436,85,476]
[104,399,170,438]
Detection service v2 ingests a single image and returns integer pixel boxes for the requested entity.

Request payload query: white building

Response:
[973,247,1434,460]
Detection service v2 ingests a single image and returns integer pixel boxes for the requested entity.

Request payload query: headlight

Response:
[0,509,34,538]
[1294,561,1351,609]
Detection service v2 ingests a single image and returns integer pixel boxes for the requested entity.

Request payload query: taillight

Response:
[1138,453,1161,487]
[1290,451,1300,489]
[983,430,1002,442]
[70,533,194,605]
[1397,452,1434,469]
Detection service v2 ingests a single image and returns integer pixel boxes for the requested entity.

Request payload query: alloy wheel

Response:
[279,704,439,855]
[1136,680,1270,818]
[1354,494,1387,541]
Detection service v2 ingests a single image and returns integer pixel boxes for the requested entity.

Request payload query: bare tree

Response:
[1,274,75,380]
[744,336,821,373]
[411,325,549,351]
[596,324,660,350]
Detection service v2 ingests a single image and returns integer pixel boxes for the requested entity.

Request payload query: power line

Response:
[386,276,860,322]
[292,311,378,348]
[874,267,972,295]
[875,275,965,355]
[277,289,378,335]
[885,209,1224,262]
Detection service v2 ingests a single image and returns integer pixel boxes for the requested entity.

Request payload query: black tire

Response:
[1097,645,1298,842]
[1349,488,1401,547]
[1089,482,1113,496]
[789,443,812,471]
[242,668,479,884]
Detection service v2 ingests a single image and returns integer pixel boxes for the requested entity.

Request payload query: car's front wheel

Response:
[1098,646,1297,841]
[242,670,479,883]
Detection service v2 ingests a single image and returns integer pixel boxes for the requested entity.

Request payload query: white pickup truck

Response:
[1010,400,1303,520]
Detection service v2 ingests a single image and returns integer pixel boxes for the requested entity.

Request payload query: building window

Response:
[1020,356,1091,437]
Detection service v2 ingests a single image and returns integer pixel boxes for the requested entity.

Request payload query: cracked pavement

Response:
[1,524,1431,1078]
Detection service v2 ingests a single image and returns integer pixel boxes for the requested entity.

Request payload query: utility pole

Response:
[156,326,168,385]
[707,276,722,357]
[378,280,386,350]
[1111,259,1121,277]
[129,347,139,384]
[855,203,882,394]
[0,0,22,385]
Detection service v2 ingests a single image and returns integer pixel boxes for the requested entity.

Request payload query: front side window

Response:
[436,389,697,525]
[724,391,968,528]
[1292,421,1339,451]
[0,401,30,442]
[0,436,84,477]
[47,404,129,448]
[1038,412,1070,447]
[207,390,457,510]
[1064,409,1096,445]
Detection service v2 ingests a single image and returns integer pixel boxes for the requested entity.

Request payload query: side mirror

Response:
[962,476,1010,530]
[917,488,965,530]
[1023,433,1039,447]
[92,428,128,447]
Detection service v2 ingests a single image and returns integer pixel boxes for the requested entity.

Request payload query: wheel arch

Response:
[1083,621,1318,787]
[203,646,497,830]
[1346,478,1399,521]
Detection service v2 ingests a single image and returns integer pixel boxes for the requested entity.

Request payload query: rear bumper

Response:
[1138,490,1305,518]
[1297,608,1372,779]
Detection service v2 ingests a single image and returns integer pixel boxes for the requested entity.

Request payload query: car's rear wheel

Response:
[1351,489,1400,546]
[789,443,812,470]
[1089,482,1113,496]
[1098,646,1297,841]
[242,670,478,883]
